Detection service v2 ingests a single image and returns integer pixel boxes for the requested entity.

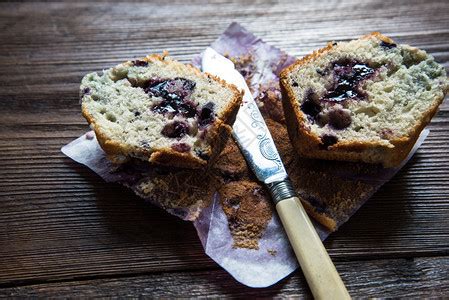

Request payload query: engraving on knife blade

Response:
[244,102,283,170]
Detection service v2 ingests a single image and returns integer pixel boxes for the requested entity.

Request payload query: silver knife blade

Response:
[201,47,287,184]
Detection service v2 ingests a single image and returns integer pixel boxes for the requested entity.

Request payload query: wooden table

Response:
[1,0,448,297]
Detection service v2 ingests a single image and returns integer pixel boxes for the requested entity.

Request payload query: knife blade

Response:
[202,47,350,299]
[201,47,287,184]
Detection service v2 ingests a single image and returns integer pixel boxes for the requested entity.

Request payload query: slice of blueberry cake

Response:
[280,33,449,167]
[80,53,243,168]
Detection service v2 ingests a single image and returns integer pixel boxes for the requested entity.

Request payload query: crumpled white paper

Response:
[62,23,429,288]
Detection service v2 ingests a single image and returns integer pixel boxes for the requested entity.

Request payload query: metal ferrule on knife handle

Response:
[267,178,297,204]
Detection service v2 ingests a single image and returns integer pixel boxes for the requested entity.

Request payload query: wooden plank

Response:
[1,257,448,297]
[1,1,448,115]
[0,127,448,286]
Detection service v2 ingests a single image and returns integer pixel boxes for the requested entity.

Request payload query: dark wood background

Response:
[1,0,448,297]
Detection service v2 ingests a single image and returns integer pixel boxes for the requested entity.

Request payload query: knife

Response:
[202,47,350,299]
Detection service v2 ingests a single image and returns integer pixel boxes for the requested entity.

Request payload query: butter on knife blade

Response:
[201,47,287,184]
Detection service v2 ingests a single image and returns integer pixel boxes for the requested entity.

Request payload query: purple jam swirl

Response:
[321,60,375,102]
[147,77,197,118]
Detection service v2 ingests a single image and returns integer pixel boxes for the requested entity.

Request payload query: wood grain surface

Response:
[1,0,448,297]
[2,257,448,298]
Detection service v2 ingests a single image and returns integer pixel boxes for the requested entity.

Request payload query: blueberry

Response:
[301,100,321,118]
[145,80,168,97]
[301,90,321,118]
[179,101,198,118]
[328,109,352,129]
[81,87,91,96]
[133,60,148,67]
[198,102,215,127]
[163,77,196,99]
[320,134,338,149]
[380,41,397,49]
[161,121,189,138]
[140,140,150,148]
[315,112,329,127]
[153,100,197,118]
[147,77,198,118]
[171,143,191,152]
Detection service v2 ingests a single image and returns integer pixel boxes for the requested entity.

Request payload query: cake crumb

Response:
[267,249,277,256]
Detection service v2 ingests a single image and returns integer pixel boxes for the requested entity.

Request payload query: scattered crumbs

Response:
[267,249,277,256]
[219,180,273,250]
[85,131,95,140]
[228,53,256,88]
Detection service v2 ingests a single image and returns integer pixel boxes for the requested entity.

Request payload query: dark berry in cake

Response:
[315,112,330,127]
[161,121,189,138]
[133,60,149,67]
[301,90,321,118]
[152,99,197,118]
[82,87,91,96]
[171,143,191,152]
[164,77,196,99]
[148,77,198,118]
[380,41,397,49]
[140,140,150,149]
[227,197,241,209]
[145,77,195,99]
[198,102,215,127]
[320,134,338,149]
[328,108,352,129]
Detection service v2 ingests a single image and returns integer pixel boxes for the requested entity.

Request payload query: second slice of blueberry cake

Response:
[281,33,449,167]
[80,53,243,168]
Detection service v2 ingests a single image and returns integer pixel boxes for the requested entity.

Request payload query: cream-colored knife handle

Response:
[276,196,350,299]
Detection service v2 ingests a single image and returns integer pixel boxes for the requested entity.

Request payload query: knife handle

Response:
[269,180,350,299]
